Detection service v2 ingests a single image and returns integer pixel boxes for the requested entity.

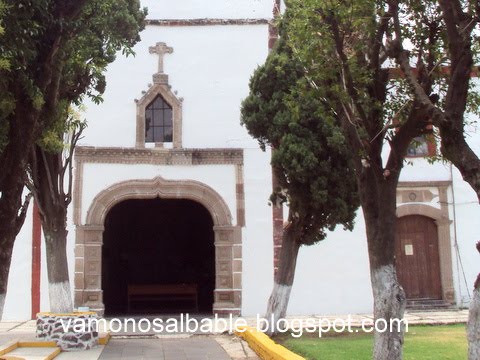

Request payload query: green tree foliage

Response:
[0,0,146,153]
[285,0,480,193]
[241,33,359,334]
[281,0,479,358]
[0,0,146,316]
[242,37,358,245]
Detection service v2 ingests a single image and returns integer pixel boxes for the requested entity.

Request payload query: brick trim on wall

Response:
[146,19,270,27]
[270,1,284,277]
[75,147,243,166]
[31,202,41,319]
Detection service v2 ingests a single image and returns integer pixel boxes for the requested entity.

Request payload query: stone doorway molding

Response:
[74,176,242,316]
[396,184,455,303]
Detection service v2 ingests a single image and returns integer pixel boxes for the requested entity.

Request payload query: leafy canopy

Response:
[283,0,480,167]
[241,34,359,245]
[0,0,147,153]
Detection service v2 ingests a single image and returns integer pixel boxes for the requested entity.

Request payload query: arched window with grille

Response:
[145,95,173,143]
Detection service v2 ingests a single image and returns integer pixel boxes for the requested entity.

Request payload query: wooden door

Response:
[395,215,442,299]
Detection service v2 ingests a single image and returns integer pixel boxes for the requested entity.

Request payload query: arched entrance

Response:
[74,177,242,316]
[395,201,456,304]
[395,215,442,300]
[102,198,215,315]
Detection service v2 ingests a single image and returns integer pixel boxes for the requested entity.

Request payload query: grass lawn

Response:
[277,324,467,360]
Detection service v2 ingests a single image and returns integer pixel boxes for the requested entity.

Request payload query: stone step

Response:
[406,298,455,311]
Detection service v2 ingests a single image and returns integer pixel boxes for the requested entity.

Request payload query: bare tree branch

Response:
[322,11,369,125]
[40,148,58,207]
[64,123,85,205]
[14,192,33,234]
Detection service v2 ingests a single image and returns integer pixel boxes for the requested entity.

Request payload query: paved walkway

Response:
[0,310,469,360]
[98,337,232,360]
[0,318,259,360]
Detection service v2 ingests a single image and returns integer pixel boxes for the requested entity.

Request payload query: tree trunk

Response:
[361,176,406,360]
[370,263,406,360]
[367,223,406,360]
[468,242,480,360]
[0,106,37,320]
[30,147,74,313]
[468,287,480,359]
[0,0,89,319]
[441,135,480,203]
[0,188,23,320]
[0,234,15,321]
[0,187,31,320]
[264,221,301,336]
[43,223,73,313]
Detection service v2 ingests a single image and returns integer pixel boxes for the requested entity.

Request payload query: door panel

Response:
[395,215,442,299]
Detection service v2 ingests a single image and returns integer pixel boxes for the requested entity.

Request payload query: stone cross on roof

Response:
[149,42,173,74]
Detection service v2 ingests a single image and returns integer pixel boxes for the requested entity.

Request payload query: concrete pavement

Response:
[0,318,259,360]
[0,310,469,360]
[98,337,231,360]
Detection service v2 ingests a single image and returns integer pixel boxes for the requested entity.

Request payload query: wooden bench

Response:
[127,284,198,312]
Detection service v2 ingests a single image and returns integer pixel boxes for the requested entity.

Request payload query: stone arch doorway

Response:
[74,177,242,316]
[396,204,455,303]
[102,198,215,315]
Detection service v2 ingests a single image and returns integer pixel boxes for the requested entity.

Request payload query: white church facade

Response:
[3,0,480,320]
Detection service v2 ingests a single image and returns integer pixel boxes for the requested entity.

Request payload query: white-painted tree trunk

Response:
[44,232,73,313]
[467,242,480,359]
[0,293,5,321]
[48,281,73,314]
[264,222,300,336]
[265,283,292,335]
[468,288,480,359]
[371,264,406,360]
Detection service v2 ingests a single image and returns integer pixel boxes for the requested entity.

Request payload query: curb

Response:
[99,332,111,345]
[0,333,110,360]
[0,340,60,360]
[235,327,305,360]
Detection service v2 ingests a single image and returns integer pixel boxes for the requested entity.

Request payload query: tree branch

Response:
[26,146,46,219]
[40,147,58,207]
[322,11,369,125]
[387,25,446,127]
[370,1,397,70]
[63,123,85,205]
[15,192,33,234]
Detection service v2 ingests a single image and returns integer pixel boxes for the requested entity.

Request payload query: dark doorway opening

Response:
[102,198,215,315]
[395,215,442,300]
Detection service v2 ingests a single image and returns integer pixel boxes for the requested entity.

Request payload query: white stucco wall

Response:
[455,114,480,306]
[242,148,275,315]
[142,0,274,20]
[80,24,268,150]
[289,213,374,315]
[399,157,452,182]
[449,165,480,307]
[3,202,33,320]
